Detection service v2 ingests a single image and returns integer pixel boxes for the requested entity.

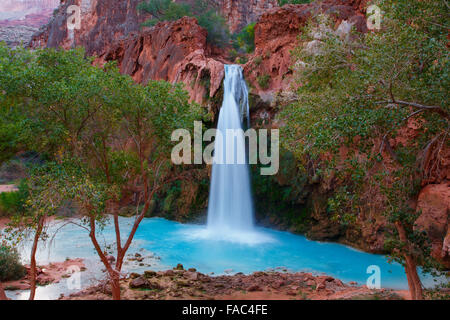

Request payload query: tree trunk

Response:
[0,282,8,300]
[29,214,45,300]
[395,221,424,300]
[110,274,121,300]
[88,216,121,300]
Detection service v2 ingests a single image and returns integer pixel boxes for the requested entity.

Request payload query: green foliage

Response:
[0,45,35,164]
[233,23,256,53]
[257,74,271,89]
[0,44,203,247]
[280,0,448,271]
[138,0,230,47]
[277,0,311,5]
[0,244,26,281]
[251,150,309,232]
[0,180,28,217]
[138,0,190,27]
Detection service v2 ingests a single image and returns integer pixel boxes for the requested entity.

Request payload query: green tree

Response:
[280,0,448,299]
[0,45,202,300]
[233,23,256,53]
[0,45,35,164]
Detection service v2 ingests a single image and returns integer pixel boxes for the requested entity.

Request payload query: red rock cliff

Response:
[244,1,367,103]
[212,0,278,33]
[30,0,226,104]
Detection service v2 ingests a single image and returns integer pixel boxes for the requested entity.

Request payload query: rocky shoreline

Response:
[63,265,407,300]
[3,258,85,291]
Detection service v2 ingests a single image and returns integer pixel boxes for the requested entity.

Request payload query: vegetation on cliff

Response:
[280,0,449,299]
[138,0,230,47]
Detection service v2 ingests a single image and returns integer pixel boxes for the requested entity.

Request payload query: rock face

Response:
[213,0,278,33]
[29,0,367,104]
[244,1,368,102]
[30,0,226,104]
[26,0,448,262]
[416,183,450,267]
[30,0,145,55]
[103,17,225,102]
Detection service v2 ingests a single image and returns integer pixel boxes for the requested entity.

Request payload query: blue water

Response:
[8,216,441,299]
[134,218,413,289]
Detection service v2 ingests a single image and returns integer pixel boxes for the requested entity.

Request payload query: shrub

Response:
[197,9,230,48]
[257,74,271,89]
[139,0,190,27]
[277,0,311,5]
[233,23,256,53]
[235,56,248,65]
[138,0,230,47]
[0,180,28,217]
[253,56,263,66]
[0,245,27,282]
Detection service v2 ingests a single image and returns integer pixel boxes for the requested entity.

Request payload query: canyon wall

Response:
[212,0,278,33]
[27,0,449,265]
[29,0,226,104]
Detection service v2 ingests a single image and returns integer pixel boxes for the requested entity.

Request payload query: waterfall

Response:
[207,65,254,233]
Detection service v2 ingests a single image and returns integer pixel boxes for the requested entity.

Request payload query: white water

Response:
[206,65,255,236]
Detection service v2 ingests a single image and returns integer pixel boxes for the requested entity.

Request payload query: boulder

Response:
[185,271,199,281]
[129,277,148,289]
[247,284,262,292]
[164,270,175,277]
[144,270,157,278]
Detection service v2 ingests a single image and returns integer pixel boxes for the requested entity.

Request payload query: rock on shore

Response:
[63,267,403,300]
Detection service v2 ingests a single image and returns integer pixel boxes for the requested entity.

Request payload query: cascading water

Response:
[207,65,254,234]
